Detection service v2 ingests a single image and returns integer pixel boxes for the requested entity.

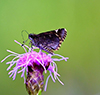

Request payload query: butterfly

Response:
[28,28,67,54]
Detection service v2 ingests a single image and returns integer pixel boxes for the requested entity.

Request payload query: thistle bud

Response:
[26,66,44,95]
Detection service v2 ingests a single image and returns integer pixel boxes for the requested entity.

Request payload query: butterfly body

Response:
[28,28,67,54]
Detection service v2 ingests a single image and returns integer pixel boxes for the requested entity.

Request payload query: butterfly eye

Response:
[28,34,33,40]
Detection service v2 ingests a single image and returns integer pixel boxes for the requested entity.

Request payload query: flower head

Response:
[1,40,69,94]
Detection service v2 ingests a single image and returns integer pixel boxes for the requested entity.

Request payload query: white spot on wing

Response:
[55,29,58,33]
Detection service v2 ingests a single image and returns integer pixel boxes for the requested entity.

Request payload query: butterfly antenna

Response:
[21,30,29,46]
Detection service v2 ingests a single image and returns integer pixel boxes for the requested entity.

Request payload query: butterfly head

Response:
[28,33,37,46]
[28,34,34,41]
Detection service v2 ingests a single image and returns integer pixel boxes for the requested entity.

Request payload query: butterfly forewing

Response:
[38,31,60,48]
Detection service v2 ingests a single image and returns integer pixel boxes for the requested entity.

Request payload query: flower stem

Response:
[38,89,42,95]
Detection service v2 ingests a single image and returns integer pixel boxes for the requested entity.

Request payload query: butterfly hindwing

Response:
[57,28,67,41]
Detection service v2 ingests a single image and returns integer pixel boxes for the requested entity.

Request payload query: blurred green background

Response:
[0,0,100,95]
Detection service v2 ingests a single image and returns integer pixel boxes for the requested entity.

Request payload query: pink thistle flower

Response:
[1,40,69,94]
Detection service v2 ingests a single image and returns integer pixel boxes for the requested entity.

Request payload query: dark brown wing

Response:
[29,28,67,54]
